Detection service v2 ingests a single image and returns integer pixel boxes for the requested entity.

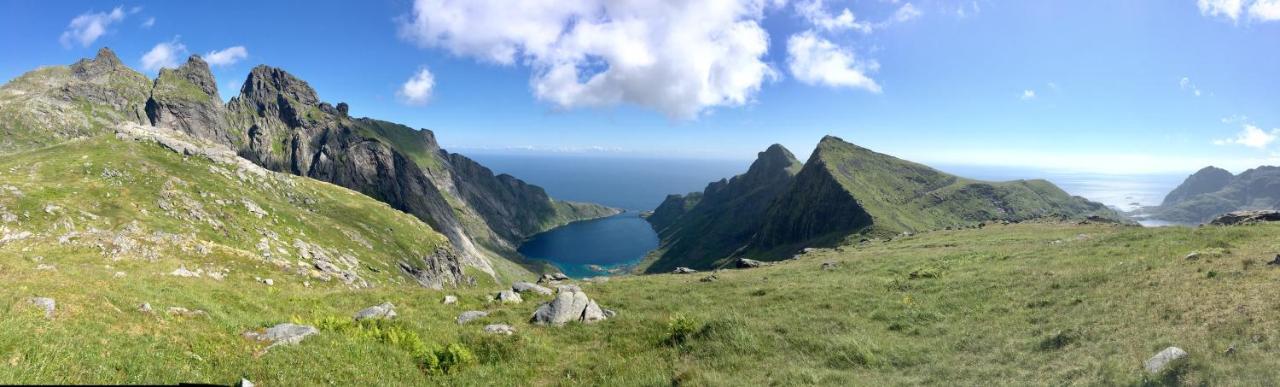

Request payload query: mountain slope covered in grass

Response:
[1153,166,1280,224]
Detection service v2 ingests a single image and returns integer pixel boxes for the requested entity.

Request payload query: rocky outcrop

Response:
[1144,346,1187,374]
[1209,210,1280,226]
[457,311,488,324]
[145,55,233,145]
[244,323,318,349]
[353,302,397,321]
[530,286,609,326]
[1154,166,1280,224]
[28,297,55,319]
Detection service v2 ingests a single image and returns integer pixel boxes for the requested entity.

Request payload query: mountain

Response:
[1152,165,1280,224]
[0,48,618,280]
[643,136,1119,271]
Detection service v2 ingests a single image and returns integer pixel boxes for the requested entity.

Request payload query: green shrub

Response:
[666,314,702,345]
[438,343,477,374]
[310,317,474,375]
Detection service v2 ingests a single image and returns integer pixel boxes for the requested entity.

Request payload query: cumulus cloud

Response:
[398,67,436,105]
[205,46,248,66]
[1197,0,1280,21]
[796,0,872,33]
[786,31,880,92]
[59,6,126,48]
[140,38,188,72]
[141,17,155,29]
[398,0,777,119]
[957,1,981,18]
[893,3,923,23]
[1020,89,1036,100]
[1214,124,1279,149]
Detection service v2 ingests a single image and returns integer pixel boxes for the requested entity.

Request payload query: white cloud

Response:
[141,17,155,29]
[1198,0,1280,21]
[957,1,980,18]
[59,6,126,48]
[1250,0,1280,20]
[786,30,880,92]
[1214,124,1279,149]
[796,0,872,33]
[140,38,188,72]
[1179,76,1202,96]
[204,46,248,66]
[398,67,436,105]
[1020,89,1036,100]
[893,3,923,23]
[398,0,777,120]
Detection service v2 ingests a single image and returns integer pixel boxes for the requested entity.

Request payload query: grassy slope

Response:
[819,138,1117,234]
[4,151,1279,387]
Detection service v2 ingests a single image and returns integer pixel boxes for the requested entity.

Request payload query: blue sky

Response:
[3,0,1279,174]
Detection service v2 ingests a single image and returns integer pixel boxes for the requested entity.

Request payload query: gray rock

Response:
[166,307,207,318]
[442,295,459,305]
[353,302,397,321]
[1184,252,1200,261]
[512,281,552,295]
[538,272,571,284]
[821,261,839,271]
[138,303,153,313]
[1144,346,1188,374]
[603,309,618,318]
[673,267,698,274]
[245,323,318,348]
[736,258,767,269]
[457,311,488,324]
[484,324,516,335]
[700,274,718,282]
[238,378,255,387]
[1210,210,1280,226]
[495,290,523,304]
[530,286,608,326]
[29,297,55,319]
[170,266,200,278]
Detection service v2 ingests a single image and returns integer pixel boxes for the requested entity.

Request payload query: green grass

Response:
[5,141,1280,386]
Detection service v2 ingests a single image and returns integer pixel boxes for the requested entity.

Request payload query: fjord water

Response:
[475,153,1191,275]
[516,212,659,277]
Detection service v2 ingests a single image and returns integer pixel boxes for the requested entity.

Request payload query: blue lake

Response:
[517,212,659,277]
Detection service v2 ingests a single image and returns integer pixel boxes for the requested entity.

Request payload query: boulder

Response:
[442,295,459,305]
[821,261,839,271]
[512,281,552,296]
[238,378,255,387]
[1210,210,1280,226]
[700,274,718,282]
[1184,252,1200,261]
[138,303,153,314]
[673,267,697,274]
[457,311,488,325]
[170,266,200,277]
[1144,346,1187,374]
[166,307,207,318]
[495,290,523,304]
[245,323,318,348]
[530,286,609,326]
[484,324,516,335]
[353,302,397,321]
[29,297,55,319]
[538,272,570,284]
[736,258,768,269]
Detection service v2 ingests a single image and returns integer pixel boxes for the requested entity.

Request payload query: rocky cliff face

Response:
[645,136,1119,270]
[0,49,618,282]
[1154,166,1280,224]
[146,55,234,146]
[642,144,803,272]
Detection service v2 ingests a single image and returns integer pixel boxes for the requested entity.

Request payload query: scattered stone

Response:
[673,267,698,274]
[512,281,553,295]
[736,258,768,269]
[1267,255,1280,266]
[353,302,397,321]
[603,309,618,319]
[207,271,225,281]
[166,307,207,318]
[242,199,268,219]
[238,378,255,387]
[821,261,839,271]
[1210,210,1280,226]
[901,231,914,237]
[538,272,570,284]
[442,295,458,305]
[244,323,318,348]
[28,297,55,319]
[495,290,523,304]
[484,324,516,335]
[170,266,201,278]
[700,274,718,282]
[1184,252,1201,261]
[530,286,609,326]
[138,303,153,313]
[457,311,488,325]
[35,264,55,271]
[1225,345,1236,356]
[113,271,127,278]
[1144,346,1188,374]
[259,278,274,286]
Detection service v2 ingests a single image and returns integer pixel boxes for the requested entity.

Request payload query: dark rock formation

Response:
[1155,166,1280,224]
[146,55,234,145]
[1208,210,1280,226]
[1162,166,1233,206]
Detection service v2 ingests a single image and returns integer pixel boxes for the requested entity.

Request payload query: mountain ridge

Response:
[1152,165,1280,224]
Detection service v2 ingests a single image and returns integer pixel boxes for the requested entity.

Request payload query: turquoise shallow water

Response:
[517,212,659,278]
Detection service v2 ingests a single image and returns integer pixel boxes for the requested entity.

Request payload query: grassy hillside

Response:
[5,160,1280,387]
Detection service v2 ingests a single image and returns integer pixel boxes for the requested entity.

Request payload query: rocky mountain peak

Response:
[751,144,799,173]
[70,47,128,80]
[240,65,320,109]
[167,55,219,99]
[1161,165,1235,207]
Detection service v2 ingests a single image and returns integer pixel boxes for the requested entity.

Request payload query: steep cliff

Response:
[1154,166,1280,224]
